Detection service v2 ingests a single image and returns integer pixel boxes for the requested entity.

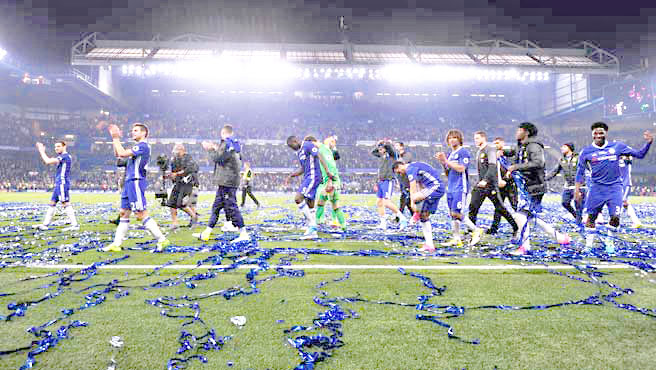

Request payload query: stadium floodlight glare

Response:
[0,47,6,61]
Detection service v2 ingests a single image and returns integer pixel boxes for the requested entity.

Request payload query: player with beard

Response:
[102,123,170,252]
[467,131,518,246]
[575,122,652,253]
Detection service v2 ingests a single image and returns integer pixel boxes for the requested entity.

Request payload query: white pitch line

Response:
[20,263,633,270]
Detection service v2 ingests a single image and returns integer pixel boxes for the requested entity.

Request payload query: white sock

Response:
[451,220,461,240]
[626,205,641,225]
[298,203,313,223]
[535,218,558,241]
[309,208,317,227]
[462,217,477,231]
[114,218,129,245]
[202,226,212,236]
[421,221,434,247]
[43,206,56,225]
[380,217,388,229]
[64,206,77,226]
[143,217,165,241]
[396,211,406,220]
[585,227,595,249]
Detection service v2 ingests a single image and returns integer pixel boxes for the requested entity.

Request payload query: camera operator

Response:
[166,143,199,229]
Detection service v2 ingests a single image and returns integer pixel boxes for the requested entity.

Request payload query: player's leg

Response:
[197,186,226,241]
[467,187,486,246]
[315,181,328,225]
[330,187,346,230]
[131,180,168,249]
[380,180,407,228]
[240,186,247,207]
[487,189,518,234]
[601,187,624,254]
[561,189,577,220]
[487,188,507,235]
[443,193,463,246]
[247,186,260,207]
[622,186,641,227]
[59,182,78,230]
[167,183,182,228]
[34,190,59,230]
[296,178,316,227]
[531,194,570,245]
[224,186,250,243]
[418,190,443,252]
[582,188,606,251]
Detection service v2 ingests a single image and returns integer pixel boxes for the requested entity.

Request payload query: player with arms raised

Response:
[102,123,170,252]
[575,122,652,253]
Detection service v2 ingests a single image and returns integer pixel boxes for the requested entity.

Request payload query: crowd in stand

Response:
[2,95,656,195]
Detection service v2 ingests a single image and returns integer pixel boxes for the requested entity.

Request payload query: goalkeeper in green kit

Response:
[314,135,347,231]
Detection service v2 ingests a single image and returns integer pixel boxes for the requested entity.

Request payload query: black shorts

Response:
[167,182,193,209]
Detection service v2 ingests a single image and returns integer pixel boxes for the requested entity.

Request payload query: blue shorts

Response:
[622,185,631,202]
[51,182,70,203]
[419,188,445,214]
[376,179,394,199]
[586,183,623,217]
[447,192,467,214]
[121,179,148,212]
[298,176,321,200]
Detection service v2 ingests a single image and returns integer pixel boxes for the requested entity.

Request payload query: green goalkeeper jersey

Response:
[318,143,340,184]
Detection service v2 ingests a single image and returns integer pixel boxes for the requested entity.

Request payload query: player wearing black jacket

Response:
[506,122,570,255]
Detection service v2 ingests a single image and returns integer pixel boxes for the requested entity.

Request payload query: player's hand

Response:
[411,193,425,203]
[623,200,628,207]
[574,190,582,203]
[201,141,215,151]
[644,130,653,143]
[434,152,447,164]
[108,124,121,139]
[498,179,507,188]
[35,142,45,152]
[373,184,378,192]
[477,180,487,188]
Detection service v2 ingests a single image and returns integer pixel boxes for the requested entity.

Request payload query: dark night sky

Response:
[0,0,655,71]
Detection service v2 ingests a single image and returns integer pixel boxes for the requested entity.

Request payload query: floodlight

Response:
[0,47,6,61]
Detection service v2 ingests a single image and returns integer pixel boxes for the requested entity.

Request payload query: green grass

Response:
[1,192,655,369]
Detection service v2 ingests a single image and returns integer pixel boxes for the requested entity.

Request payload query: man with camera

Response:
[166,143,199,230]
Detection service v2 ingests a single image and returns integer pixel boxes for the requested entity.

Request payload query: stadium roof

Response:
[71,33,619,75]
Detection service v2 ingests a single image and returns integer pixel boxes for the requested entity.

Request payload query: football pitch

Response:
[0,192,655,369]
